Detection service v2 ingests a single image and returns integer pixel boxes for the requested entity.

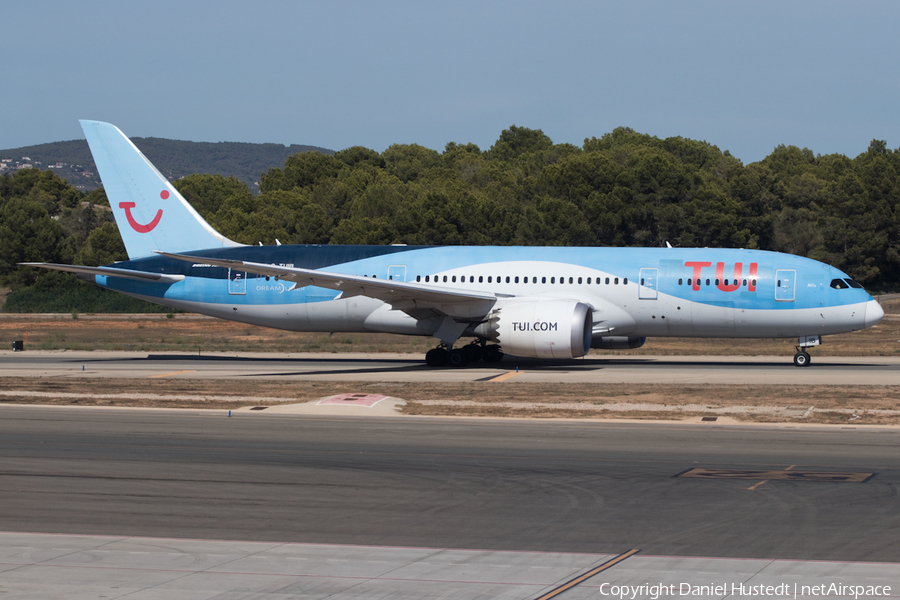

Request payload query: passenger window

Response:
[743,279,747,286]
[614,277,619,284]
[569,277,573,284]
[470,276,474,283]
[506,276,510,283]
[587,277,592,284]
[551,277,555,283]
[578,277,583,284]
[623,278,627,285]
[488,276,492,283]
[542,277,546,283]
[715,279,720,285]
[705,278,710,286]
[678,278,683,285]
[605,277,610,284]
[443,275,447,282]
[751,279,756,287]
[831,279,849,289]
[416,275,421,282]
[532,277,537,283]
[479,275,483,283]
[515,276,520,283]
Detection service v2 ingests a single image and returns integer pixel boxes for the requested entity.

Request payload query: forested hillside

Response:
[0,138,332,193]
[2,126,898,312]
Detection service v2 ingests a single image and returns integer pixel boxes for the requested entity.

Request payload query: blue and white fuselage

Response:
[24,122,883,367]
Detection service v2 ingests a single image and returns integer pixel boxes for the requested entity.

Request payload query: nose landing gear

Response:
[793,351,811,367]
[793,335,820,367]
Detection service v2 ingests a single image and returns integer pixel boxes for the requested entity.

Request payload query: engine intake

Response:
[474,300,593,359]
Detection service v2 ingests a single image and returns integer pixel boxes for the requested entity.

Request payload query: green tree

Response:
[0,197,69,287]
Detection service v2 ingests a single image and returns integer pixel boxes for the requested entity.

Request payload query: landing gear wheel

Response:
[483,345,504,363]
[448,348,470,368]
[793,351,811,367]
[425,348,448,367]
[465,343,483,362]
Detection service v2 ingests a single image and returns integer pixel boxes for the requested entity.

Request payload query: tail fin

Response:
[80,120,241,259]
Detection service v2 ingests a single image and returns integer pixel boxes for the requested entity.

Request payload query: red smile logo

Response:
[119,190,167,233]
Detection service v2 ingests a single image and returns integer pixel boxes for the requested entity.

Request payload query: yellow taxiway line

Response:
[534,549,641,600]
[487,371,521,382]
[149,370,196,379]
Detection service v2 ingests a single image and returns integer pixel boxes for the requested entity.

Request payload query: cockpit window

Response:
[830,279,849,289]
[844,278,864,289]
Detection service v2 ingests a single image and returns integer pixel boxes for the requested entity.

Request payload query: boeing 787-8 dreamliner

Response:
[24,121,884,367]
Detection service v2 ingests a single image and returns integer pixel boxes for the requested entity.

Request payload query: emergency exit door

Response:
[387,265,406,282]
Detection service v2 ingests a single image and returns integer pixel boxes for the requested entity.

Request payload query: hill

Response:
[0,138,333,194]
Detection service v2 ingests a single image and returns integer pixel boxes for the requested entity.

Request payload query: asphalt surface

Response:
[1,406,898,562]
[2,351,900,384]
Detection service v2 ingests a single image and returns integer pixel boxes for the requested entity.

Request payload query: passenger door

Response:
[639,268,658,300]
[775,269,795,302]
[228,268,246,295]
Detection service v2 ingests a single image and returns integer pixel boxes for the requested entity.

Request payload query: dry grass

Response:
[1,378,898,425]
[0,314,435,354]
[1,299,898,356]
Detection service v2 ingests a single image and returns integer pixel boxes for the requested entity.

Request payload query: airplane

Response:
[23,121,884,368]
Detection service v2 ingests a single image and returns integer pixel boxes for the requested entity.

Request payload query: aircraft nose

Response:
[865,299,884,328]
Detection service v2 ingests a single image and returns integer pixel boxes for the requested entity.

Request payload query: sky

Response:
[2,0,899,163]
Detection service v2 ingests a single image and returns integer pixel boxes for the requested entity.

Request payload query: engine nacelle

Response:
[591,336,646,350]
[474,300,593,359]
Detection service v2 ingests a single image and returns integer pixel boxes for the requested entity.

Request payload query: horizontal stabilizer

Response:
[20,262,185,284]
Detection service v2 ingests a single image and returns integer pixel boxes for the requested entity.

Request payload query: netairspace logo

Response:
[597,582,892,599]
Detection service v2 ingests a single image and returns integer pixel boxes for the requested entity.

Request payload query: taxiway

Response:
[2,350,899,384]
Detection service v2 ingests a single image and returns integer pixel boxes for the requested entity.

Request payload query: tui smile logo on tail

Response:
[119,190,167,233]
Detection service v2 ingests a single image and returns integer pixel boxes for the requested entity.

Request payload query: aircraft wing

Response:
[155,251,504,315]
[19,262,186,284]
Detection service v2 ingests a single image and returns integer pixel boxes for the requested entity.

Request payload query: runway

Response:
[2,350,900,384]
[1,405,898,562]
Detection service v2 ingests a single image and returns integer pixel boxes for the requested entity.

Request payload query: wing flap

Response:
[155,251,500,307]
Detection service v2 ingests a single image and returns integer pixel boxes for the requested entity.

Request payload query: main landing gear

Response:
[425,341,503,368]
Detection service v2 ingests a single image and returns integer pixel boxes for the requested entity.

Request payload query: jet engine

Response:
[473,300,592,359]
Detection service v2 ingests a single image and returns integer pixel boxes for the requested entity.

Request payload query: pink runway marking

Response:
[318,393,388,407]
